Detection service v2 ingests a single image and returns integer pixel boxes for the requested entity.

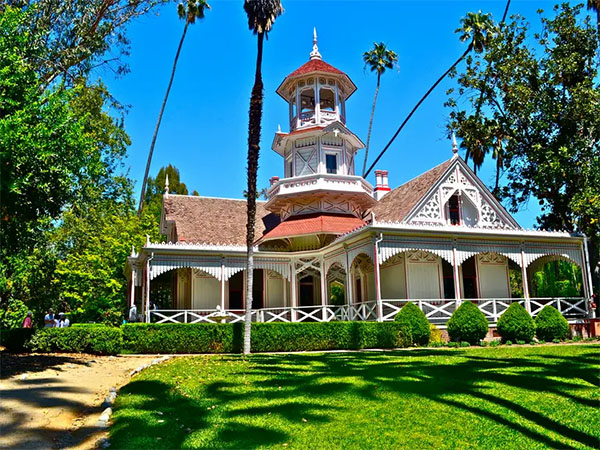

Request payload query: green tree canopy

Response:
[447,3,600,292]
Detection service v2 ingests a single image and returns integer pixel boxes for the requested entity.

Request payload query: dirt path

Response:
[0,353,157,449]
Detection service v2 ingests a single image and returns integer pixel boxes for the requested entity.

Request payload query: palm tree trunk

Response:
[362,73,381,177]
[244,31,265,355]
[365,46,472,178]
[137,21,189,215]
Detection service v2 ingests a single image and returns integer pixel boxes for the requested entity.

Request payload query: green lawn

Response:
[110,345,600,449]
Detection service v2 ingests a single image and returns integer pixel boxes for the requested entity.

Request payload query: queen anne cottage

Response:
[127,32,593,325]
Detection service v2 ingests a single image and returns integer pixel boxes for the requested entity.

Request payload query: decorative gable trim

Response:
[403,157,520,231]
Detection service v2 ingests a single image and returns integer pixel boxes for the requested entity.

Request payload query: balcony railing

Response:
[267,173,374,200]
[148,297,588,325]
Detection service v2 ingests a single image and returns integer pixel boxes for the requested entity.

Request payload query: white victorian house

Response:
[127,34,594,326]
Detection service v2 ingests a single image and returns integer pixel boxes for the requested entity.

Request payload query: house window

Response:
[326,154,337,174]
[319,88,335,111]
[448,194,461,225]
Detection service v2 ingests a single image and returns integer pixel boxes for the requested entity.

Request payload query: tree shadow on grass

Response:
[237,346,600,449]
[112,346,600,449]
[111,378,297,449]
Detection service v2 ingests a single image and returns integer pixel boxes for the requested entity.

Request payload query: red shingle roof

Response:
[371,159,452,223]
[260,213,366,241]
[286,59,345,78]
[163,196,279,246]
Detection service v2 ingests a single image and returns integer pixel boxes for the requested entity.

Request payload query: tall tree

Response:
[364,11,496,178]
[588,0,600,36]
[242,0,283,355]
[144,164,195,225]
[361,42,398,177]
[447,3,600,294]
[138,0,210,215]
[0,0,170,88]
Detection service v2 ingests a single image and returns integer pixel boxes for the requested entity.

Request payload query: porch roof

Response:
[259,213,366,242]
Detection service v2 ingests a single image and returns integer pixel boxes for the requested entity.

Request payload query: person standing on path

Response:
[22,312,32,328]
[44,309,55,328]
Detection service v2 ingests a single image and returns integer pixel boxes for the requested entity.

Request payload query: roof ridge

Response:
[165,193,267,203]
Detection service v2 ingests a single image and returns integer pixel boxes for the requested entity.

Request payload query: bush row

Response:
[122,321,413,354]
[444,301,570,344]
[0,325,122,355]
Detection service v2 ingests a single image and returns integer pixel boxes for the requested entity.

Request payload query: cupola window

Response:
[300,88,315,112]
[319,88,335,112]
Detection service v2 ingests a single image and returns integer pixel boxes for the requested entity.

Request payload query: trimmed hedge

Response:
[535,305,569,341]
[447,301,489,344]
[394,302,430,346]
[497,303,535,343]
[0,328,35,352]
[27,326,123,355]
[122,323,241,354]
[122,322,413,354]
[251,322,412,352]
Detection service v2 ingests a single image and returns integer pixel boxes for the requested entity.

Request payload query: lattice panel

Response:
[295,148,318,175]
[410,192,443,223]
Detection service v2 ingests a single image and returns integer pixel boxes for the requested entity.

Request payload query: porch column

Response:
[520,246,531,313]
[320,257,328,321]
[220,257,226,311]
[145,258,151,322]
[373,235,383,322]
[283,275,288,307]
[345,247,354,320]
[583,237,595,318]
[452,243,461,306]
[129,268,136,308]
[290,261,297,322]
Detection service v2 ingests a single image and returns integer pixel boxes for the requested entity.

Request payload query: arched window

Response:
[319,88,335,111]
[447,194,460,225]
[300,88,315,113]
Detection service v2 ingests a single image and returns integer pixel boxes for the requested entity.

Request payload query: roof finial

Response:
[309,27,321,60]
[131,245,136,257]
[451,132,459,156]
[164,173,169,196]
[277,124,281,133]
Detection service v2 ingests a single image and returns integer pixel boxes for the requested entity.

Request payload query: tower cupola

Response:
[276,28,357,131]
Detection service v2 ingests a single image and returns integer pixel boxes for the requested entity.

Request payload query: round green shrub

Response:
[394,302,430,346]
[535,305,569,341]
[447,301,488,343]
[496,302,535,343]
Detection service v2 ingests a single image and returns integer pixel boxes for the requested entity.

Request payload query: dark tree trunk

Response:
[365,46,471,178]
[138,21,189,215]
[362,72,381,177]
[244,31,265,355]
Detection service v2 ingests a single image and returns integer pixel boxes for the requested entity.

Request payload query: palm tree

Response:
[361,43,398,177]
[137,0,210,215]
[243,0,283,355]
[588,0,600,37]
[364,11,496,178]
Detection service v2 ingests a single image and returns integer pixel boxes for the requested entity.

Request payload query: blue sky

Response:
[103,0,572,228]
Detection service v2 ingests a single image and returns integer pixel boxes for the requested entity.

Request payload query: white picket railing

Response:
[148,297,588,324]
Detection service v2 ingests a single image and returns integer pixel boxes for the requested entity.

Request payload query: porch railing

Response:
[148,297,588,325]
